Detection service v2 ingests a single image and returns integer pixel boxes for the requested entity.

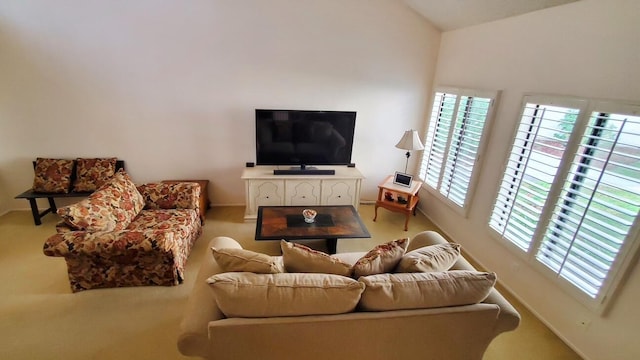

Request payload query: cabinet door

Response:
[321,180,357,206]
[285,180,321,206]
[248,180,284,213]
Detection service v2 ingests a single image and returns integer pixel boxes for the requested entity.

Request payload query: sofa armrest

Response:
[137,182,201,213]
[408,230,521,336]
[43,230,176,257]
[485,287,521,335]
[178,236,241,357]
[407,230,449,251]
[209,236,243,250]
[450,255,521,333]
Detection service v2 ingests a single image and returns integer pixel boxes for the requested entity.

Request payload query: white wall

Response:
[0,0,441,214]
[423,1,640,359]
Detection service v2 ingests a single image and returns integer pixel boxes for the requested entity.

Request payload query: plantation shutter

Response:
[439,96,492,207]
[489,99,582,251]
[536,110,640,299]
[419,88,495,211]
[420,92,457,188]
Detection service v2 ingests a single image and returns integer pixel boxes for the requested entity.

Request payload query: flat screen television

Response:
[255,109,356,169]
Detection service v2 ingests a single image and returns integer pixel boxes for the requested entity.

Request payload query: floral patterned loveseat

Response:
[43,170,203,292]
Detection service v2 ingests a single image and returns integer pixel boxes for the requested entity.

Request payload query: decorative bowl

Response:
[302,209,317,223]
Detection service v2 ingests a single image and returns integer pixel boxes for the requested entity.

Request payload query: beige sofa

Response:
[178,231,520,360]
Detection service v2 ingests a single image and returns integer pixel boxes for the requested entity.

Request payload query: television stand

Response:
[273,166,335,175]
[242,166,364,221]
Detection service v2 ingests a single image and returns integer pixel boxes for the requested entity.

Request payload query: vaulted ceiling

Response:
[403,0,580,31]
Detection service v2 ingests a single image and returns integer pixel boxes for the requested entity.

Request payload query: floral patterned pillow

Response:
[72,157,117,192]
[57,170,144,232]
[353,238,409,278]
[32,158,75,193]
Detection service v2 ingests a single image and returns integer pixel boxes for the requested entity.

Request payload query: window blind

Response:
[419,89,494,210]
[439,96,492,207]
[489,101,581,251]
[536,111,640,299]
[420,92,457,189]
[490,96,640,307]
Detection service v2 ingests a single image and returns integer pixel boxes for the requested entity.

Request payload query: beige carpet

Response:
[0,205,582,359]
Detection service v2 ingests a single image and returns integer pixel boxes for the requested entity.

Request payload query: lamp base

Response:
[404,151,411,174]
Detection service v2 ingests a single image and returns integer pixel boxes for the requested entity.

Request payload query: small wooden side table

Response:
[162,180,210,224]
[373,175,423,231]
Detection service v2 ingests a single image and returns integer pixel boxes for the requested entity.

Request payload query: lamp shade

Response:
[395,130,424,151]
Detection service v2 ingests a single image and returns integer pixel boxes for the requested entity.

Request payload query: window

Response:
[490,95,640,310]
[419,88,497,213]
[490,97,586,250]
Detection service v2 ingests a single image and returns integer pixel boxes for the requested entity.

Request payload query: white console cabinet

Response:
[242,166,364,221]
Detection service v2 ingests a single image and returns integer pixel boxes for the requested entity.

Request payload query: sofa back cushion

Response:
[32,158,75,193]
[57,170,144,232]
[395,243,461,273]
[207,272,365,318]
[358,271,497,311]
[137,182,200,211]
[281,240,353,276]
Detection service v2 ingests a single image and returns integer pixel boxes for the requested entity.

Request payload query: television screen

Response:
[255,109,356,166]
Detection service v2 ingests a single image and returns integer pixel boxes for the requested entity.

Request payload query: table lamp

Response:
[395,129,424,173]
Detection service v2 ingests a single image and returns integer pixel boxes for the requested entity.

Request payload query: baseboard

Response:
[209,203,246,207]
[418,209,590,360]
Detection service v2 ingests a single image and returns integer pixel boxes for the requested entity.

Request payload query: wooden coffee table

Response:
[255,205,371,254]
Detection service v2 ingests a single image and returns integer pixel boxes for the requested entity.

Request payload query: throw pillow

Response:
[358,271,497,311]
[395,243,461,273]
[72,157,117,192]
[32,158,74,193]
[57,170,144,232]
[281,240,353,277]
[212,247,284,274]
[352,238,409,277]
[207,272,365,318]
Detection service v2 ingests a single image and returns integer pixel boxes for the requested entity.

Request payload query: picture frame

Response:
[393,172,413,187]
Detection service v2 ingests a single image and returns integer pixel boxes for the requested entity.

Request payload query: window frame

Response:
[418,86,499,217]
[488,94,640,312]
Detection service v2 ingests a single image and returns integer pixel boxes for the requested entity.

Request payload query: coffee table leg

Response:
[326,238,337,255]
